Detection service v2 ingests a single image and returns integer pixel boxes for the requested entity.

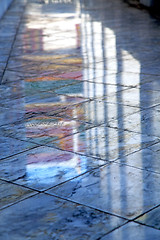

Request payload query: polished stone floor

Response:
[0,0,160,239]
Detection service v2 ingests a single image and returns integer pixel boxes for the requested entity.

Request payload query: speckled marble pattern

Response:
[0,0,160,238]
[0,108,25,126]
[0,193,126,240]
[0,180,36,210]
[53,100,140,125]
[136,206,160,230]
[109,105,160,137]
[0,136,37,160]
[1,115,93,145]
[47,162,160,219]
[101,222,160,240]
[106,87,160,109]
[115,142,160,174]
[0,146,106,191]
[47,126,159,160]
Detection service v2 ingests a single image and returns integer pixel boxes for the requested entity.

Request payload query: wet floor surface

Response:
[0,0,160,239]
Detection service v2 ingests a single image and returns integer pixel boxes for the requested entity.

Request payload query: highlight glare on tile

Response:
[0,0,160,238]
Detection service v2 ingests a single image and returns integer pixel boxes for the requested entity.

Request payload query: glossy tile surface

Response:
[101,222,160,240]
[107,87,160,109]
[54,100,139,125]
[136,206,160,230]
[0,146,106,191]
[0,180,36,210]
[1,0,160,238]
[110,105,160,137]
[116,142,160,174]
[0,193,126,240]
[48,126,159,160]
[1,115,93,145]
[0,136,37,160]
[48,162,160,219]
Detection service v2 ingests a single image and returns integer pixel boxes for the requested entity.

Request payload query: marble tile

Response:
[107,88,160,109]
[0,96,26,109]
[0,146,106,191]
[1,0,160,236]
[0,193,126,240]
[139,77,160,92]
[24,91,71,105]
[24,79,79,96]
[101,222,160,240]
[0,180,36,210]
[10,54,82,67]
[7,60,36,71]
[24,95,87,115]
[54,82,84,97]
[0,89,86,113]
[14,63,81,76]
[1,70,37,84]
[47,162,160,219]
[0,55,8,62]
[0,136,37,160]
[47,125,159,161]
[83,67,118,79]
[92,58,142,73]
[0,108,25,126]
[116,142,160,174]
[1,115,93,145]
[82,72,149,87]
[80,81,129,99]
[109,106,160,137]
[136,206,160,230]
[0,81,25,101]
[54,100,139,125]
[0,62,6,71]
[140,65,160,75]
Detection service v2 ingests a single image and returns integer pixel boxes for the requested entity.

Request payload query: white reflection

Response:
[43,0,72,3]
[122,49,141,86]
[26,154,83,184]
[81,9,144,219]
[105,27,117,68]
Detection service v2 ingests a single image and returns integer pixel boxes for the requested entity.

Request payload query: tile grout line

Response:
[0,192,39,211]
[44,191,129,221]
[132,203,160,222]
[0,145,40,161]
[0,0,28,84]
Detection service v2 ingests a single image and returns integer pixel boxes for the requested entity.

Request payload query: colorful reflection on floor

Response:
[0,0,160,238]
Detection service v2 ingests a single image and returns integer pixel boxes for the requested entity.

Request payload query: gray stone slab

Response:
[47,162,160,219]
[0,193,126,240]
[101,222,160,240]
[0,146,106,191]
